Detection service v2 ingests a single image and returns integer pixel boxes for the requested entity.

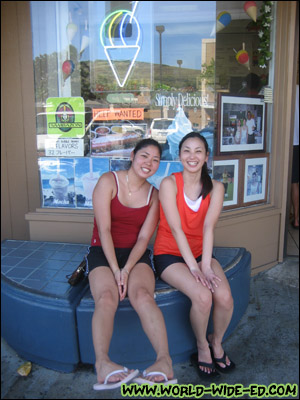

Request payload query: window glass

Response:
[30,1,273,210]
[31,1,216,208]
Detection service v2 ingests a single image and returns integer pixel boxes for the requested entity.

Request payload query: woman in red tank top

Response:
[154,132,235,380]
[87,139,176,390]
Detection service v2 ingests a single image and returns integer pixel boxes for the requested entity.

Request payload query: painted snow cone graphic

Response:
[235,43,250,70]
[216,11,231,33]
[243,1,257,22]
[100,4,141,87]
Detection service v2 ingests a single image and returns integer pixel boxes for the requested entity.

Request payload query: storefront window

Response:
[30,1,274,210]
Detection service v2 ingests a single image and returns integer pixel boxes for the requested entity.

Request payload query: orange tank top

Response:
[154,172,210,258]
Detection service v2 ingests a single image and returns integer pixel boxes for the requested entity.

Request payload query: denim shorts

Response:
[153,253,216,278]
[86,246,153,275]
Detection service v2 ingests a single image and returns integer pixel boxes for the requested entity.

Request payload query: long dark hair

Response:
[133,138,162,158]
[179,132,213,199]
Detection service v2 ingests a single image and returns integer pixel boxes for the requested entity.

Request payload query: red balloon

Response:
[62,60,75,78]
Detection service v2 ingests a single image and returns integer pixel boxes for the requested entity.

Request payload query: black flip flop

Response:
[209,347,236,374]
[190,353,220,380]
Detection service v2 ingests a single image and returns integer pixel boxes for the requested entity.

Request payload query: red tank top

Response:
[91,172,154,248]
[154,172,211,257]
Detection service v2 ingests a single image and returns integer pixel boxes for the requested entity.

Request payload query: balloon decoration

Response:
[79,20,89,59]
[216,11,231,33]
[244,1,257,22]
[66,22,78,44]
[62,60,75,81]
[234,43,250,70]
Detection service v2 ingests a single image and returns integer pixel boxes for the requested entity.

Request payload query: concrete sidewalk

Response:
[1,257,299,399]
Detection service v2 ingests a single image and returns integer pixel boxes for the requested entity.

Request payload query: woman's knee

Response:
[128,286,154,311]
[94,288,119,311]
[191,289,213,314]
[214,288,234,311]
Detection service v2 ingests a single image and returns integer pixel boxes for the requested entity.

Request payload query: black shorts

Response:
[86,246,153,275]
[153,253,216,278]
[292,145,299,183]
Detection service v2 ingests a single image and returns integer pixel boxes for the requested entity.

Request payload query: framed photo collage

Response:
[213,94,269,210]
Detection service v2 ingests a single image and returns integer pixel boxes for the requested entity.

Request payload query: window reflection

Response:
[30,1,271,209]
[31,1,217,159]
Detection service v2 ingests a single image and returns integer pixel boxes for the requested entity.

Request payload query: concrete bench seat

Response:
[1,240,251,372]
[1,240,89,372]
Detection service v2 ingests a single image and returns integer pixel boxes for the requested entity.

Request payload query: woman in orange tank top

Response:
[154,132,235,380]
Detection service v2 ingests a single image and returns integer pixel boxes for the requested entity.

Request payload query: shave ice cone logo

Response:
[100,3,141,88]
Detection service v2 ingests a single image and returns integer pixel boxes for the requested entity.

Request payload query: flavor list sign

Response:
[45,138,84,157]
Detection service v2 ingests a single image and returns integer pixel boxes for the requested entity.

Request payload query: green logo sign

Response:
[46,97,85,138]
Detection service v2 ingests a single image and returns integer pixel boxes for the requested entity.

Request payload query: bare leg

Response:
[128,264,173,382]
[161,263,213,374]
[207,259,234,368]
[89,267,133,384]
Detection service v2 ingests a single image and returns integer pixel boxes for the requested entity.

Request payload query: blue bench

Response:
[1,240,251,372]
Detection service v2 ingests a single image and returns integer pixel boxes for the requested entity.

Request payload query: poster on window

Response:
[110,159,132,171]
[39,158,75,208]
[46,97,85,138]
[90,122,147,157]
[74,158,109,208]
[147,161,183,189]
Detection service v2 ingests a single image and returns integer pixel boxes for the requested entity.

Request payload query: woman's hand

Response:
[190,267,210,288]
[114,269,129,301]
[201,268,222,293]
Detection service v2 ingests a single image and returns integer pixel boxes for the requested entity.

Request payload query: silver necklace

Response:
[126,173,145,196]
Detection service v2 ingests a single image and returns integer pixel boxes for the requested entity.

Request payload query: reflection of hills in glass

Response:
[33,53,203,101]
[91,60,201,92]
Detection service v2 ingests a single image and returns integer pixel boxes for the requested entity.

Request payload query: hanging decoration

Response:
[99,4,141,88]
[234,43,250,70]
[216,11,231,33]
[80,20,89,59]
[62,60,75,81]
[63,13,77,83]
[66,13,78,44]
[257,1,273,69]
[243,1,257,22]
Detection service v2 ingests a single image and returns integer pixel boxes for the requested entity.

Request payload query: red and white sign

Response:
[92,108,144,121]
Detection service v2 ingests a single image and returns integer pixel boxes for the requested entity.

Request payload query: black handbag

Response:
[66,257,87,286]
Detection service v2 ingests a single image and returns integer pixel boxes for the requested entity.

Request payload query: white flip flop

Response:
[132,370,178,385]
[93,367,139,390]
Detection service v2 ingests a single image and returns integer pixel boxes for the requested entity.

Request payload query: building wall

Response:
[1,1,298,273]
[1,1,39,240]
